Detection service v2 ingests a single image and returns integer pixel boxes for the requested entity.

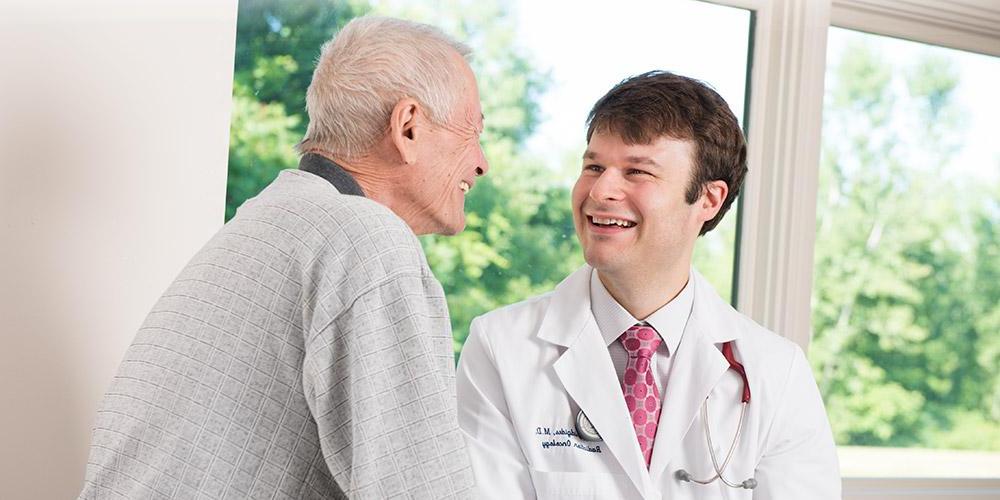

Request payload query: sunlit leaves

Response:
[227,82,301,220]
[811,33,999,450]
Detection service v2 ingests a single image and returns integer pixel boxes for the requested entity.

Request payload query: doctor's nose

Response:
[589,171,626,202]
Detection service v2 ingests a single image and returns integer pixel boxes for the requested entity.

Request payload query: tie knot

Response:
[619,325,661,359]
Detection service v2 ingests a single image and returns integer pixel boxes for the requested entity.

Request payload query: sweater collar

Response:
[298,152,366,197]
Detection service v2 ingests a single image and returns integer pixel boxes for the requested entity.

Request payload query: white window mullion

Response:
[732,0,831,351]
[832,0,1000,58]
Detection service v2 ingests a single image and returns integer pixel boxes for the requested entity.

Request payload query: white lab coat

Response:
[457,266,840,499]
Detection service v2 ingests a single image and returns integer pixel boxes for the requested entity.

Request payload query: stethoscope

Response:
[575,340,757,490]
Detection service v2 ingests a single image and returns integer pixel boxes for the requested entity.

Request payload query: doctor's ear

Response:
[699,180,729,221]
[388,97,422,165]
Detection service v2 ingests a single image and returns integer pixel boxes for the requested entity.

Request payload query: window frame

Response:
[704,0,1000,496]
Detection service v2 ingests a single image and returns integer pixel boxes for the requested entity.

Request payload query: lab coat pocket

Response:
[529,469,630,499]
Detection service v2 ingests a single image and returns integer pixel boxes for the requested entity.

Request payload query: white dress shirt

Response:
[589,269,695,395]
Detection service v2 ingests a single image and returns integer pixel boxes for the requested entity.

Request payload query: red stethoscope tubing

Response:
[721,340,751,403]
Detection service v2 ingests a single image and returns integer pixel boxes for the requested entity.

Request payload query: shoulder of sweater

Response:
[247,170,421,242]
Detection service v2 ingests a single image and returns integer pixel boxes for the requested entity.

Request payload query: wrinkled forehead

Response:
[452,57,484,128]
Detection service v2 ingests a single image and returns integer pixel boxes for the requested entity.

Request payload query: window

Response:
[511,0,751,306]
[228,0,753,357]
[811,26,1000,479]
[420,0,752,353]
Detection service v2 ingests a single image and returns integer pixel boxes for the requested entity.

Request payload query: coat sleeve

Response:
[456,317,536,499]
[753,345,841,499]
[303,273,475,499]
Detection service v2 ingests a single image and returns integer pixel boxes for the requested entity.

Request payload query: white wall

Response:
[0,1,237,497]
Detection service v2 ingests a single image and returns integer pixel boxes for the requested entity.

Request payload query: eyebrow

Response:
[583,151,661,168]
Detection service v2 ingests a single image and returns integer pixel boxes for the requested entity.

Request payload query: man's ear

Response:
[700,180,729,222]
[389,97,421,165]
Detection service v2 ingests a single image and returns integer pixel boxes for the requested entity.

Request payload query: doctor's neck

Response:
[596,263,691,320]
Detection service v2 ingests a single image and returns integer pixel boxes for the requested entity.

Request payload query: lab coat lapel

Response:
[648,270,740,485]
[540,266,654,498]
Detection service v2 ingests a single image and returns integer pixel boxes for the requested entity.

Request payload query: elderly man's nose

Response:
[475,151,489,176]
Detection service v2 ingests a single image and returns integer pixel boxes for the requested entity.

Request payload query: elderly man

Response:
[80,17,485,499]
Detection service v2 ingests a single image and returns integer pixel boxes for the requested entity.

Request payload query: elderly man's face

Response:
[407,57,487,235]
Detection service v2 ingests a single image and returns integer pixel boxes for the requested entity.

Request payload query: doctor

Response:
[457,71,840,499]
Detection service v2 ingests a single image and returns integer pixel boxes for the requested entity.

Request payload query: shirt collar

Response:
[298,152,366,197]
[589,268,695,356]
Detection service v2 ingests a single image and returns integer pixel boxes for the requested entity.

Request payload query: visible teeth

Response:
[592,216,635,228]
[459,181,470,193]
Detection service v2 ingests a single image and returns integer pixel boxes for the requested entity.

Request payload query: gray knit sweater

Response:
[79,165,473,499]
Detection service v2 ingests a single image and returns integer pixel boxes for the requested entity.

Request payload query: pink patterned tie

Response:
[620,324,662,467]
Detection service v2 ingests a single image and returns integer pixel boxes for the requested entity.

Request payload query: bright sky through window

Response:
[512,0,750,169]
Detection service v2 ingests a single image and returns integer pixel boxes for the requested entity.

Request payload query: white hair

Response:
[297,16,472,159]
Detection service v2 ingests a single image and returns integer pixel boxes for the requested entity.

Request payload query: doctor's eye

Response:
[627,168,651,176]
[583,164,604,173]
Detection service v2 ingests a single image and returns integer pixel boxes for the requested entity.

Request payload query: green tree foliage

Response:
[810,38,999,450]
[370,0,582,355]
[227,0,367,220]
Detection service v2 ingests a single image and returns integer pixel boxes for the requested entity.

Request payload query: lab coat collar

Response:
[537,266,739,346]
[536,265,594,347]
[647,268,743,484]
[687,267,742,344]
[589,268,693,356]
[540,266,743,496]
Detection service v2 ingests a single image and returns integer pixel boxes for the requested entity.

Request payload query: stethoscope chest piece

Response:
[575,410,602,442]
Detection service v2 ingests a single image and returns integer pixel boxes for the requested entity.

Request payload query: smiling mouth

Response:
[588,215,637,228]
[459,180,471,193]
